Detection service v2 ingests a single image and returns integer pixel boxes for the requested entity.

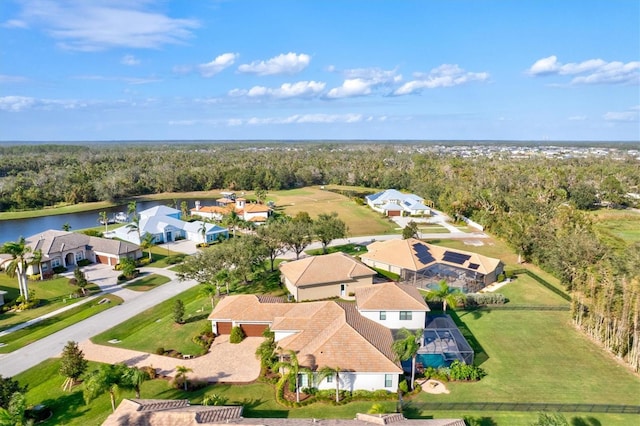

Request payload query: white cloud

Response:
[8,0,199,51]
[327,67,401,99]
[229,81,326,99]
[238,52,310,75]
[0,95,89,112]
[74,75,161,85]
[121,54,140,66]
[528,55,640,85]
[199,53,238,77]
[393,64,489,96]
[170,113,389,127]
[0,96,36,112]
[0,74,28,84]
[603,111,639,122]
[568,115,587,121]
[2,19,28,29]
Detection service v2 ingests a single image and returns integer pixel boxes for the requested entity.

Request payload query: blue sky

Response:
[0,0,638,141]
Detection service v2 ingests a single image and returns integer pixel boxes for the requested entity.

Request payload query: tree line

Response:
[1,142,638,371]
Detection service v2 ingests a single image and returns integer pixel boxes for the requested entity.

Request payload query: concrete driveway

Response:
[78,334,262,383]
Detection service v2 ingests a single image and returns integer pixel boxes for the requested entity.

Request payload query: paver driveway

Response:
[78,335,262,383]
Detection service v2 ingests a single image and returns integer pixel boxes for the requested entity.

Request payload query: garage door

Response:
[216,322,232,334]
[387,210,401,217]
[240,324,268,337]
[96,255,110,264]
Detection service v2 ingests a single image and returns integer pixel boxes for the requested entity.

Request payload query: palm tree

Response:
[139,232,155,261]
[200,283,217,309]
[99,211,109,233]
[274,349,310,403]
[1,237,41,301]
[83,363,128,412]
[426,280,466,312]
[175,365,193,391]
[317,366,342,403]
[199,221,208,244]
[123,366,150,399]
[127,201,137,218]
[392,328,423,390]
[223,211,241,237]
[180,201,189,220]
[126,214,142,243]
[62,222,71,231]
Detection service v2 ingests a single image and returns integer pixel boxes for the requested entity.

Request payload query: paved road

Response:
[0,274,198,377]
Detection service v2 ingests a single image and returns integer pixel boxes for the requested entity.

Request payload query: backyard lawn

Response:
[498,274,570,306]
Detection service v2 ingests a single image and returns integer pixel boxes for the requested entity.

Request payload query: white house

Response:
[355,282,429,330]
[111,206,228,245]
[366,189,431,217]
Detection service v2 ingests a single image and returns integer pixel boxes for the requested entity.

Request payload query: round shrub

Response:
[156,347,165,355]
[229,326,245,344]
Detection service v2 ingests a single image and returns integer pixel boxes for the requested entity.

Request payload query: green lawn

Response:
[0,294,123,353]
[306,243,367,256]
[123,274,171,291]
[92,285,210,355]
[426,309,640,405]
[498,274,570,306]
[0,275,101,332]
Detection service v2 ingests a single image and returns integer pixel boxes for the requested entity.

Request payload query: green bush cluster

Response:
[166,254,186,264]
[229,326,245,344]
[465,292,507,306]
[137,257,151,266]
[448,360,486,381]
[76,259,91,267]
[53,266,67,274]
[192,332,215,351]
[27,274,41,281]
[497,273,506,282]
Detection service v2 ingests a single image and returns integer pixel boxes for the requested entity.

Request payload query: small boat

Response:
[99,217,116,225]
[114,212,129,223]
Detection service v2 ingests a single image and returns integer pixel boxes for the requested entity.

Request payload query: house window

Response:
[326,375,333,383]
[41,263,49,271]
[379,311,387,320]
[399,311,412,321]
[51,258,60,268]
[384,374,393,387]
[75,252,84,262]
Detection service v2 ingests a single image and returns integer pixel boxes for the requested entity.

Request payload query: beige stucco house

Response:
[279,252,377,301]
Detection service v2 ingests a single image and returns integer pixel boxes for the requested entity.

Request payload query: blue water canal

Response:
[0,199,215,244]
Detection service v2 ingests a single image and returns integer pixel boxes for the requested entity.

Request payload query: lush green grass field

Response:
[498,274,569,306]
[591,209,640,246]
[0,294,122,353]
[92,285,210,355]
[123,274,171,291]
[0,275,100,332]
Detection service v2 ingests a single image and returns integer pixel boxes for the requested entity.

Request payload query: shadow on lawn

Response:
[40,391,89,425]
[448,309,489,366]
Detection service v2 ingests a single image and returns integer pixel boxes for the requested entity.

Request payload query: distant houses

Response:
[365,189,431,217]
[191,192,272,225]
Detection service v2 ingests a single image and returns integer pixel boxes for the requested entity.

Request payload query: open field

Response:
[269,187,398,236]
[590,208,640,246]
[499,274,570,306]
[0,293,122,353]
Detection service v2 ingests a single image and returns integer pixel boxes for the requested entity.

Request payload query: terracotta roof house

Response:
[360,238,504,293]
[190,201,232,221]
[22,230,141,278]
[110,207,228,245]
[104,400,465,426]
[102,399,243,426]
[366,189,430,217]
[209,295,403,392]
[279,252,377,301]
[355,282,429,330]
[234,198,271,224]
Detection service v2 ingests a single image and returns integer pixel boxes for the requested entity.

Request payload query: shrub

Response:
[155,347,165,355]
[166,254,186,264]
[77,259,91,267]
[229,326,245,344]
[465,293,507,306]
[398,378,409,393]
[82,229,102,237]
[173,300,185,324]
[137,257,151,266]
[28,274,41,281]
[140,365,157,379]
[202,393,228,406]
[448,360,486,381]
[53,266,67,274]
[496,273,506,282]
[505,270,515,279]
[68,278,78,286]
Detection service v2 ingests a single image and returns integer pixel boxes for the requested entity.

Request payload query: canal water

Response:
[0,199,215,244]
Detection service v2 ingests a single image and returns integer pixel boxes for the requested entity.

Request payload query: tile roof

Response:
[25,230,139,257]
[355,282,429,311]
[102,399,243,425]
[191,205,232,214]
[361,238,501,275]
[279,253,376,287]
[243,204,271,213]
[210,296,401,374]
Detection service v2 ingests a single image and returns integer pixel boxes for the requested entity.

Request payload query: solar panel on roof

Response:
[468,263,480,270]
[412,243,435,264]
[442,251,471,265]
